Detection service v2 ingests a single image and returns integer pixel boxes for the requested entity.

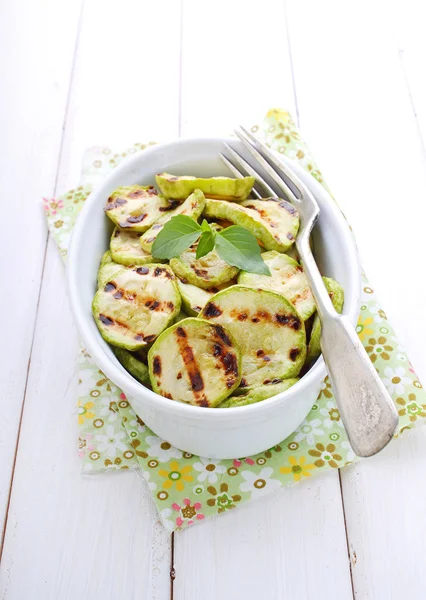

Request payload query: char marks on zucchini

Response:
[104,185,174,233]
[203,197,299,252]
[220,378,299,408]
[238,251,316,320]
[176,279,235,316]
[148,318,241,407]
[200,286,306,388]
[140,189,206,252]
[169,243,238,289]
[92,265,181,351]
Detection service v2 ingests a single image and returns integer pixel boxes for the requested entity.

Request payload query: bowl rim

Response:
[67,136,361,421]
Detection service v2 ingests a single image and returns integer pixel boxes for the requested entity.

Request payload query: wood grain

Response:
[180,0,297,137]
[286,1,426,597]
[174,473,353,600]
[0,244,171,600]
[0,0,181,597]
[393,0,426,150]
[173,3,353,600]
[286,0,426,364]
[0,0,83,536]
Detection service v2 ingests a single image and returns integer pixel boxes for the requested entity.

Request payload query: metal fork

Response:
[220,126,398,457]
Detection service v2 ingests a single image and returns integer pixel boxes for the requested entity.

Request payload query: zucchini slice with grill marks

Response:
[97,252,123,287]
[155,172,255,200]
[306,277,344,366]
[203,198,299,252]
[140,189,205,252]
[104,185,174,232]
[110,227,153,265]
[170,246,239,290]
[177,279,235,316]
[92,264,181,351]
[177,280,211,316]
[148,318,241,407]
[113,347,150,387]
[220,378,299,408]
[200,285,306,388]
[238,251,316,320]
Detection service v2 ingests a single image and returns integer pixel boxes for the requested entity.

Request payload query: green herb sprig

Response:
[152,216,271,276]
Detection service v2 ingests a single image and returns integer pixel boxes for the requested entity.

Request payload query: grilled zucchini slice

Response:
[155,172,255,200]
[92,265,181,351]
[170,246,239,290]
[148,318,241,407]
[306,277,344,365]
[177,280,212,316]
[200,285,306,388]
[104,185,173,232]
[220,378,299,408]
[140,189,205,252]
[238,251,316,320]
[177,279,235,316]
[113,347,150,386]
[203,198,299,252]
[110,227,153,265]
[97,252,123,287]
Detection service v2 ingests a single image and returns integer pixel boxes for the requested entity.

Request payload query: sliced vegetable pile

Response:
[92,172,344,408]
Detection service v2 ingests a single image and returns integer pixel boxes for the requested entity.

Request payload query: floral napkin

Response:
[44,109,426,532]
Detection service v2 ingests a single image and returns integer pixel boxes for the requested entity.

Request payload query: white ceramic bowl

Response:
[67,137,361,459]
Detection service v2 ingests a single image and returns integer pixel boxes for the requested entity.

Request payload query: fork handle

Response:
[319,313,398,456]
[297,235,398,457]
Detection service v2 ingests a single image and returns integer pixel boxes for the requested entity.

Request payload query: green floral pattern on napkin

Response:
[44,109,426,532]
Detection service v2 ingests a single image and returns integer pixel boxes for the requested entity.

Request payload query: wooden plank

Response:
[174,473,353,600]
[0,0,83,534]
[286,1,426,598]
[180,0,297,137]
[341,427,426,600]
[174,2,353,599]
[57,0,182,191]
[392,0,426,147]
[285,0,426,363]
[0,244,171,600]
[0,0,181,597]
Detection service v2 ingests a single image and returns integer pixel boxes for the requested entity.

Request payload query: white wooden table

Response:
[1,1,426,598]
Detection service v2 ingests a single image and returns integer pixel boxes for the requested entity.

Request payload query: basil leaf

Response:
[201,219,211,233]
[216,226,271,275]
[196,230,215,259]
[151,215,202,259]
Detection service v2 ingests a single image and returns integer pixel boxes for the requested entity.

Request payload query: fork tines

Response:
[219,152,261,199]
[220,128,302,204]
[233,126,302,204]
